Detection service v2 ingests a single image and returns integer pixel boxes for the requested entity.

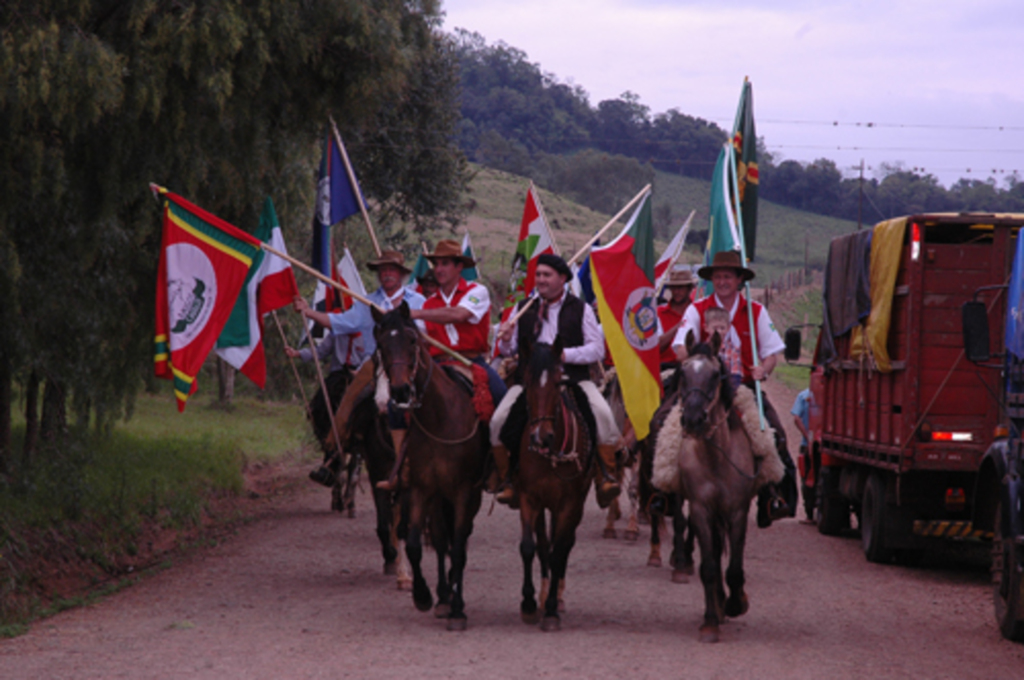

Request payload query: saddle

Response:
[440,361,495,423]
[499,382,597,467]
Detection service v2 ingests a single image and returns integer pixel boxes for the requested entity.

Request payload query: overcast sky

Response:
[442,0,1023,189]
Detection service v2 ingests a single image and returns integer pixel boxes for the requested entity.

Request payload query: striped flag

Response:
[216,197,299,388]
[152,185,262,411]
[500,183,556,322]
[589,191,662,439]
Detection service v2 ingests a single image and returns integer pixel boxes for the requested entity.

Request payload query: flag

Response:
[310,245,366,341]
[589,192,662,439]
[500,183,557,323]
[653,211,695,287]
[460,232,479,281]
[152,185,262,411]
[408,252,432,294]
[216,197,299,388]
[1006,225,1024,359]
[312,128,363,277]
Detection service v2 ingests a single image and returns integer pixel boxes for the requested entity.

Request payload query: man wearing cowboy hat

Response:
[670,249,798,527]
[658,265,696,368]
[294,249,426,489]
[490,253,623,507]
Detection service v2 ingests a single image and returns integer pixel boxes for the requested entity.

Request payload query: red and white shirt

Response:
[423,278,491,356]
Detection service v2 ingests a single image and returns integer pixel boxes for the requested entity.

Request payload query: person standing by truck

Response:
[671,250,798,527]
[791,387,815,522]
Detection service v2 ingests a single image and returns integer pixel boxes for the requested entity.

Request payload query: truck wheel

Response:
[993,499,1024,641]
[862,473,894,564]
[816,466,849,536]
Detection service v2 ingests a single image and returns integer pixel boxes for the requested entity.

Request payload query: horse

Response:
[669,329,777,643]
[514,337,595,631]
[371,302,488,631]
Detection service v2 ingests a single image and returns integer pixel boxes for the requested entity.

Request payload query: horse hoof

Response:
[681,562,695,576]
[725,595,749,618]
[521,608,540,625]
[413,586,433,612]
[699,625,720,643]
[384,562,397,576]
[671,569,689,584]
[647,556,662,568]
[446,616,468,632]
[624,529,640,542]
[540,616,561,632]
[434,603,451,619]
[397,577,413,591]
[602,528,617,540]
[558,598,566,613]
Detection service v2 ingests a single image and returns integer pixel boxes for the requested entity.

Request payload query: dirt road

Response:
[3,380,1024,678]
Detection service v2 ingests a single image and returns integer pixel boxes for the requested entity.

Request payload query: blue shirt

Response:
[790,388,813,446]
[328,287,425,356]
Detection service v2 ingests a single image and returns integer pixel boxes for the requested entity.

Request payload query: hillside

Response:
[459,164,859,291]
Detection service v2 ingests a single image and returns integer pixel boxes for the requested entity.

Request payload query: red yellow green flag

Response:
[152,185,262,411]
[589,192,662,439]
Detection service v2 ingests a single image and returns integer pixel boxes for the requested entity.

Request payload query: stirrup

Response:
[309,466,337,488]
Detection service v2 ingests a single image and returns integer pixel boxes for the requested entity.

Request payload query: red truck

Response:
[790,213,1024,568]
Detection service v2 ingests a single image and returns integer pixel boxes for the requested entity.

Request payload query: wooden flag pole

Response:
[299,306,344,456]
[261,242,471,366]
[271,310,311,411]
[503,184,652,329]
[530,180,561,257]
[329,114,381,257]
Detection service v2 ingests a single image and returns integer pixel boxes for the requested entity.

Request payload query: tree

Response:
[0,1,463,463]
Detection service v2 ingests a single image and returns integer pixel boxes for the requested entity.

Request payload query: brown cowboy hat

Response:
[664,266,696,287]
[697,250,755,282]
[425,239,475,267]
[366,249,412,275]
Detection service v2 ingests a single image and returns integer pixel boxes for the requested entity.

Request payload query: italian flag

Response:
[589,192,662,440]
[216,197,299,388]
[500,182,556,324]
[653,211,695,287]
[153,185,262,411]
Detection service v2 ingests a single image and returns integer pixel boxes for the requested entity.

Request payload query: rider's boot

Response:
[488,444,514,505]
[375,429,407,492]
[595,444,622,509]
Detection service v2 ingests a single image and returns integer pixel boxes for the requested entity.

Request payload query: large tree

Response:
[0,0,465,467]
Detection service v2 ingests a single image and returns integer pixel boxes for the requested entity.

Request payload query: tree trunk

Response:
[217,357,235,406]
[40,377,67,442]
[23,370,39,469]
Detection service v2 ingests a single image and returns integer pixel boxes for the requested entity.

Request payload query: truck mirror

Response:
[962,301,990,363]
[784,327,802,362]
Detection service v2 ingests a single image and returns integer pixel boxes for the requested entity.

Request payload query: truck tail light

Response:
[911,222,922,261]
[944,487,966,511]
[929,431,973,442]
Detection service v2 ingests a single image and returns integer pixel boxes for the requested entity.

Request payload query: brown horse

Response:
[673,330,763,643]
[515,338,594,631]
[371,302,487,631]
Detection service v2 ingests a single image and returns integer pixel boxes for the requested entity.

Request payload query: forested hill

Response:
[452,30,1024,222]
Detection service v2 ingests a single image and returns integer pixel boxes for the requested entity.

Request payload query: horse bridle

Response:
[379,327,431,411]
[527,383,584,471]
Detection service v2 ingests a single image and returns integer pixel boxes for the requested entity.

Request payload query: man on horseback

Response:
[670,250,798,527]
[491,253,623,507]
[293,249,425,486]
[658,266,696,397]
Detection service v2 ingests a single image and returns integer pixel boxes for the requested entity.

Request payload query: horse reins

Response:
[685,356,759,481]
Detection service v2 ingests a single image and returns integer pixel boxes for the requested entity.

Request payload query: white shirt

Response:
[671,293,784,359]
[499,292,605,366]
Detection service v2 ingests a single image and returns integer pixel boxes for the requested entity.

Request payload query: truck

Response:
[786,214,1024,603]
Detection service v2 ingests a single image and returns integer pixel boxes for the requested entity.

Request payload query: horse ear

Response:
[399,300,410,319]
[710,329,722,355]
[371,305,384,323]
[552,334,563,362]
[685,328,696,355]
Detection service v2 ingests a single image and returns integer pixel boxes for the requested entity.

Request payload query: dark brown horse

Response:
[371,302,487,631]
[674,330,762,643]
[515,338,594,631]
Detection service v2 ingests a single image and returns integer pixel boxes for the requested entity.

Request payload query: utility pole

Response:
[857,158,865,231]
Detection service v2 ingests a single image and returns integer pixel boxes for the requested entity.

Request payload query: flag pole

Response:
[261,242,471,366]
[505,183,652,328]
[271,310,311,411]
[329,115,382,257]
[727,80,766,430]
[530,180,561,257]
[299,305,345,458]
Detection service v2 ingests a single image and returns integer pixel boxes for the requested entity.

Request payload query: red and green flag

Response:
[152,185,262,411]
[500,183,556,323]
[215,197,299,388]
[589,191,662,439]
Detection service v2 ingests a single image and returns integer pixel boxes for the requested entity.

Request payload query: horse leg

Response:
[519,502,540,625]
[671,497,694,582]
[624,459,640,541]
[648,511,663,567]
[405,493,432,612]
[376,488,397,575]
[394,490,413,590]
[343,453,360,518]
[602,497,620,539]
[432,502,452,620]
[691,507,722,643]
[542,512,577,632]
[446,495,475,632]
[723,506,750,618]
[536,512,551,610]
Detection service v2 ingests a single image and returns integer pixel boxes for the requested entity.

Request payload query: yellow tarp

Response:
[850,217,907,372]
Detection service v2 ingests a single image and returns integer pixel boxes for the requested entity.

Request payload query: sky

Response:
[441,0,1024,189]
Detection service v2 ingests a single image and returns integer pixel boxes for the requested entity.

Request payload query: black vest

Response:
[516,294,590,383]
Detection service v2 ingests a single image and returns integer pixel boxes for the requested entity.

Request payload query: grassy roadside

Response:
[0,389,312,634]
